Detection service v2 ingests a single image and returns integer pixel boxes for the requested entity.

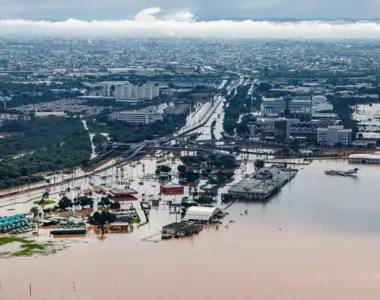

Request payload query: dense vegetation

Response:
[92,133,108,152]
[88,211,117,225]
[86,114,186,143]
[223,85,250,134]
[0,117,91,189]
[180,154,237,169]
[236,115,256,136]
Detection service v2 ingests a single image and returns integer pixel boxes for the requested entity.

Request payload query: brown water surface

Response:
[1,160,380,299]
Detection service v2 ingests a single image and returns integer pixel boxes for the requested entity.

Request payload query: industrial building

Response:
[162,221,202,235]
[261,96,312,119]
[227,166,298,202]
[273,118,291,141]
[109,107,163,124]
[160,184,184,195]
[182,206,222,223]
[317,125,352,146]
[348,153,380,164]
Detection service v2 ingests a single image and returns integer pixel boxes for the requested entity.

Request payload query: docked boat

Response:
[50,227,87,236]
[324,168,359,176]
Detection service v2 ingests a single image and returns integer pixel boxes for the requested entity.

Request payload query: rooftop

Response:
[349,154,380,160]
[109,188,138,195]
[183,206,222,221]
[229,167,297,194]
[161,184,183,189]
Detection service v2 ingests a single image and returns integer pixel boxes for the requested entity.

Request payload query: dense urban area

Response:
[2,34,380,299]
[1,37,380,255]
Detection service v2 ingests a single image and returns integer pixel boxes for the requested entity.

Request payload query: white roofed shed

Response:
[183,206,222,222]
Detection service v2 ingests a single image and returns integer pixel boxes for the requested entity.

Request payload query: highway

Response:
[0,76,246,204]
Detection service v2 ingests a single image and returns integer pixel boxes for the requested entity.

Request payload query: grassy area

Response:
[0,237,33,246]
[131,216,141,224]
[33,200,56,205]
[0,237,55,258]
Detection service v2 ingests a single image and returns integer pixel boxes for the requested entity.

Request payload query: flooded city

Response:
[2,157,380,299]
[1,36,380,300]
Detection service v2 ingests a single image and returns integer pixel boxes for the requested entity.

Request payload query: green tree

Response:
[110,201,121,210]
[177,165,187,173]
[99,197,112,207]
[74,196,94,209]
[58,196,73,211]
[30,206,39,218]
[88,211,116,225]
[254,159,265,170]
[158,165,172,173]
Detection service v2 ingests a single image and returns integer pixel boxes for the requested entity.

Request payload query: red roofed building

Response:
[160,184,184,195]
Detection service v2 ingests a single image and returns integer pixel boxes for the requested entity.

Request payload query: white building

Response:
[113,109,163,124]
[182,206,222,222]
[348,154,380,164]
[317,125,352,146]
[115,83,159,100]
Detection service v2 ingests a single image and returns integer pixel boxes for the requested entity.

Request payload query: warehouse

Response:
[227,166,297,202]
[183,206,222,223]
[348,153,380,164]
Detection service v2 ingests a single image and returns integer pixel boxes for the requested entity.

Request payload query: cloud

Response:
[0,8,379,39]
[134,7,161,21]
[171,12,195,22]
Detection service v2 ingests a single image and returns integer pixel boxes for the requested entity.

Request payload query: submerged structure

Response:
[227,166,297,202]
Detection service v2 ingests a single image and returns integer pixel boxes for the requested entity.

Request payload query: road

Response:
[0,76,243,207]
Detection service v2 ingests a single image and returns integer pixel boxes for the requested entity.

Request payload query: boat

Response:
[324,168,359,176]
[50,227,87,236]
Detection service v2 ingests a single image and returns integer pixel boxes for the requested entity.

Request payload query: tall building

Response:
[261,96,312,119]
[115,83,159,100]
[274,118,290,141]
[317,125,352,146]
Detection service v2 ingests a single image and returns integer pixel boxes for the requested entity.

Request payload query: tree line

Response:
[0,117,91,189]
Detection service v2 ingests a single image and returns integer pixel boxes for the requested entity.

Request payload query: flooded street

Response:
[2,160,380,299]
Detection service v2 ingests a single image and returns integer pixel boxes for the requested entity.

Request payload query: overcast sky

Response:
[0,0,379,20]
[0,2,379,38]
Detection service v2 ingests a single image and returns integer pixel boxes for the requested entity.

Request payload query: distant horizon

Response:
[0,8,379,39]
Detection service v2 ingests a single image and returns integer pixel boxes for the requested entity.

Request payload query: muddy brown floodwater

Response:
[2,160,380,299]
